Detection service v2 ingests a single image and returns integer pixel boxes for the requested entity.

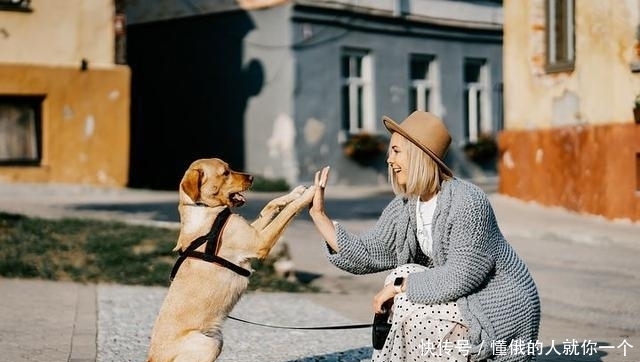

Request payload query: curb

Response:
[69,284,97,362]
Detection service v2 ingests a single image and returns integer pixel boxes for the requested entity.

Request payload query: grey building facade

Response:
[124,0,502,189]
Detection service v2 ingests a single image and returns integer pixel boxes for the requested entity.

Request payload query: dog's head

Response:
[179,158,253,208]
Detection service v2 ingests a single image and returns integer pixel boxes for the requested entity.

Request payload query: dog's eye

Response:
[222,170,230,176]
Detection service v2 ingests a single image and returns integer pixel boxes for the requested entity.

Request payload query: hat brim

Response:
[383,116,453,177]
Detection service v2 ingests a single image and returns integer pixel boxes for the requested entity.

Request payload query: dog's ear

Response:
[181,168,201,203]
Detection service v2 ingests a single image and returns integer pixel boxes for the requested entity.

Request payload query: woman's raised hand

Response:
[308,166,339,251]
[310,166,330,217]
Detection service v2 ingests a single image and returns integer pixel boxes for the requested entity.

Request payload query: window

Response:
[546,0,575,72]
[464,58,491,143]
[0,96,43,165]
[409,54,442,116]
[0,0,32,12]
[494,82,504,132]
[341,48,374,133]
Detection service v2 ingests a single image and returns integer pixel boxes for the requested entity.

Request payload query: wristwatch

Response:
[393,277,405,294]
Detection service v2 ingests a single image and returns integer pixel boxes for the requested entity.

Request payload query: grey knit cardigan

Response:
[327,178,540,361]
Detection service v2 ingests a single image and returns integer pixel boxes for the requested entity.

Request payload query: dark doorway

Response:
[127,10,263,190]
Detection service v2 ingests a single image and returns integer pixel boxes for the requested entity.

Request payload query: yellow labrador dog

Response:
[147,158,315,362]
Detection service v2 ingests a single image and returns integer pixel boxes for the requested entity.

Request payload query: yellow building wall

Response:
[503,0,640,128]
[0,64,130,186]
[0,0,130,186]
[0,0,115,67]
[500,0,640,221]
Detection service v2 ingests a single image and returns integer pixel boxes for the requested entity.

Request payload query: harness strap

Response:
[170,207,251,280]
[179,250,251,277]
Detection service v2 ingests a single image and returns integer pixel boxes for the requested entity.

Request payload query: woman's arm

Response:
[308,167,400,274]
[324,196,410,274]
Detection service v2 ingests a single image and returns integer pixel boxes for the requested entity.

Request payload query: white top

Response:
[416,194,438,257]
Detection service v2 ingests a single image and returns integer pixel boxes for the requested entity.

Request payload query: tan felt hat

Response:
[382,111,453,177]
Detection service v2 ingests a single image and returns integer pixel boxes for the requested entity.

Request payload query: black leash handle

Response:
[227,315,372,330]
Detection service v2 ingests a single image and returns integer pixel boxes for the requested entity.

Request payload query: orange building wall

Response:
[499,123,640,221]
[501,0,640,222]
[0,63,130,186]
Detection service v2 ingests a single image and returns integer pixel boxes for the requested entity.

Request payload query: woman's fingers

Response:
[314,166,330,188]
[310,168,326,213]
[319,166,330,188]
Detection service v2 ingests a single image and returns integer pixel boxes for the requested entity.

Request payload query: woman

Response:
[309,111,540,361]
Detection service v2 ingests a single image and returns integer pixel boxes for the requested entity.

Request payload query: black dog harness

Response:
[170,207,252,280]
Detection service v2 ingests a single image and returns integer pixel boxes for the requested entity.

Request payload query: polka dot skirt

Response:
[372,264,470,362]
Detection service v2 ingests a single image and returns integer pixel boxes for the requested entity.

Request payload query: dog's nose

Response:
[248,175,254,182]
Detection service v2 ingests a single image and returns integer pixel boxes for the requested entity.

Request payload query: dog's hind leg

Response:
[174,330,223,362]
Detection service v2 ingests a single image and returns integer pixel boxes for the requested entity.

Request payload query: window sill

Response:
[545,62,575,74]
[0,2,32,13]
[0,161,41,167]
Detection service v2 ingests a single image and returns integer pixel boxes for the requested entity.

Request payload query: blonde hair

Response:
[388,134,451,199]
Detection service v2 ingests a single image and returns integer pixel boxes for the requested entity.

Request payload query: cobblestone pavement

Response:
[97,286,372,362]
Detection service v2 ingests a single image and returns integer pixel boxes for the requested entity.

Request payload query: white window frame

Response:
[464,58,492,143]
[341,49,375,134]
[409,54,442,117]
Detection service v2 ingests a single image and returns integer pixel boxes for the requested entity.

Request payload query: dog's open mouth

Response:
[230,192,246,207]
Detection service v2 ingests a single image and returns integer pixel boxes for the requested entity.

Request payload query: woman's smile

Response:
[388,133,409,186]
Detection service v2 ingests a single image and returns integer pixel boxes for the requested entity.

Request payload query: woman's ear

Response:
[180,168,201,203]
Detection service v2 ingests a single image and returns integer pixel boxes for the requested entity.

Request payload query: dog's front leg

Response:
[254,186,316,258]
[251,186,307,231]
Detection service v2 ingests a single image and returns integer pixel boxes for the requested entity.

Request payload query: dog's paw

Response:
[300,185,316,202]
[268,186,306,209]
[290,185,307,197]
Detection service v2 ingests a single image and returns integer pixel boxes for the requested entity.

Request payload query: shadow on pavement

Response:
[72,202,179,222]
[284,347,373,362]
[69,195,393,223]
[295,270,323,284]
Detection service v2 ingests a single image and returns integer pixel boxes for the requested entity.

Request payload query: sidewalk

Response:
[0,180,639,362]
[0,278,96,362]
